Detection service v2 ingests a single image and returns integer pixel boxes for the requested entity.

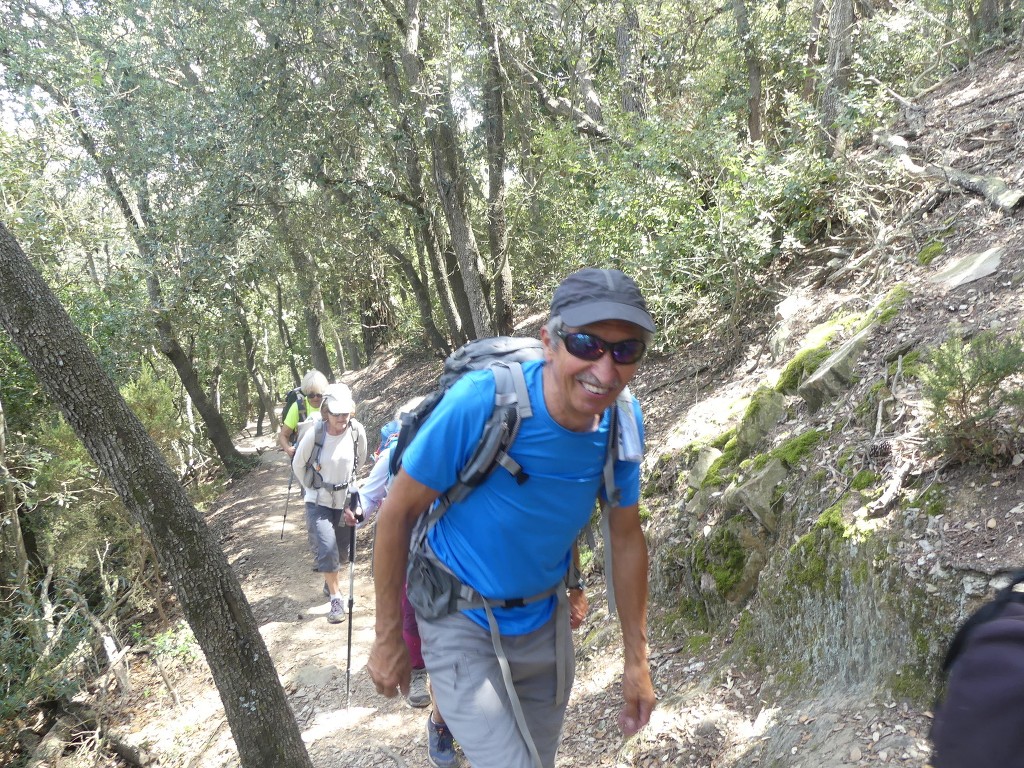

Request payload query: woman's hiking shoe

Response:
[407,668,430,708]
[426,715,458,767]
[327,597,346,624]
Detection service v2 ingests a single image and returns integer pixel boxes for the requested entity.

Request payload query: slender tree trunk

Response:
[42,82,250,477]
[616,2,650,118]
[733,0,764,142]
[0,222,313,768]
[273,280,302,389]
[307,158,451,354]
[232,292,278,433]
[802,0,825,102]
[142,262,252,477]
[819,0,854,152]
[0,395,30,597]
[477,0,514,336]
[400,0,492,339]
[379,52,465,348]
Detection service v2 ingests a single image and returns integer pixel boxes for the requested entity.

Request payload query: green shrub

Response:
[920,327,1024,465]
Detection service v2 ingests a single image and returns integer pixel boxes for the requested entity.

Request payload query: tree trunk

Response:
[400,0,492,339]
[0,395,30,596]
[616,2,650,118]
[427,84,493,338]
[819,0,854,152]
[271,203,335,381]
[477,0,514,336]
[232,292,278,433]
[369,32,465,348]
[307,156,451,355]
[42,82,251,478]
[802,0,825,102]
[273,279,302,390]
[0,222,313,768]
[143,266,253,478]
[733,0,764,142]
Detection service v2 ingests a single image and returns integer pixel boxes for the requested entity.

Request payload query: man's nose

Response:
[591,351,618,383]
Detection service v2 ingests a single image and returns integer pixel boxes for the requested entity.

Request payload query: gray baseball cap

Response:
[550,268,655,333]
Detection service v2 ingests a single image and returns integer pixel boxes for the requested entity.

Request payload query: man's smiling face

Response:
[541,319,644,432]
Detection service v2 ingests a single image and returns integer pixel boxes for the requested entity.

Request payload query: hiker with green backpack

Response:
[292,382,368,624]
[368,268,658,768]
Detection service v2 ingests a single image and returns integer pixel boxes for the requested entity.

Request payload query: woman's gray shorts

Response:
[304,502,352,572]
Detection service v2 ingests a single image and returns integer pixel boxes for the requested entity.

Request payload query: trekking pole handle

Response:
[348,489,364,522]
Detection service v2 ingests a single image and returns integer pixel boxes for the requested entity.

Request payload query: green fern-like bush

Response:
[920,328,1024,465]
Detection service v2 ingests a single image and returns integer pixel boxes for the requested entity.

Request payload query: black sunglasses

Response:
[556,329,646,365]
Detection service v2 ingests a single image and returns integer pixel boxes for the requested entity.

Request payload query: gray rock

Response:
[689,446,723,490]
[722,457,788,533]
[797,324,875,413]
[929,246,1003,289]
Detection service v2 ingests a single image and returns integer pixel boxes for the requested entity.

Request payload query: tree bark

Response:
[819,0,854,152]
[374,48,465,347]
[802,0,825,102]
[271,202,335,381]
[616,2,650,118]
[0,394,30,596]
[273,279,303,390]
[35,80,250,477]
[232,291,278,433]
[0,222,313,768]
[476,0,514,336]
[400,0,493,338]
[733,0,764,142]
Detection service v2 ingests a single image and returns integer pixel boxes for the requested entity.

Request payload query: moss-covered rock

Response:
[917,240,945,266]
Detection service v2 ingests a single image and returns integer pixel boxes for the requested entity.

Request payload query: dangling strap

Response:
[602,405,620,616]
[483,601,545,768]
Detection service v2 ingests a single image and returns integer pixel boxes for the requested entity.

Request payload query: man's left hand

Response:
[618,660,656,737]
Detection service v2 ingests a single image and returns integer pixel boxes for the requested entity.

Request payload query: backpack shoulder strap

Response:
[416,362,532,540]
[295,390,307,422]
[308,419,326,470]
[594,389,637,617]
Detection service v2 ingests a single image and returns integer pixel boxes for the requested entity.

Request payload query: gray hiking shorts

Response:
[304,503,352,572]
[416,610,574,768]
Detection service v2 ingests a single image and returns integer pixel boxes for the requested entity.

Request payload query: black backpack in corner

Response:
[280,387,308,426]
[930,570,1024,768]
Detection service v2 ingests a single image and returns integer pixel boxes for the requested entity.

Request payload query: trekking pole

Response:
[280,471,293,540]
[345,492,362,707]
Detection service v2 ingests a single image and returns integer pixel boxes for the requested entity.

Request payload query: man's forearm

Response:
[611,514,650,667]
[373,503,411,637]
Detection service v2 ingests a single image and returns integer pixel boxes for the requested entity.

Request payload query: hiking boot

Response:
[426,714,458,768]
[327,597,346,624]
[407,667,430,709]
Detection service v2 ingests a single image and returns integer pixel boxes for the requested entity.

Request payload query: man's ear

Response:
[540,326,555,361]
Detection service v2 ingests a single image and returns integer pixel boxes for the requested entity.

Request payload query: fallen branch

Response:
[862,461,913,519]
[879,134,1024,211]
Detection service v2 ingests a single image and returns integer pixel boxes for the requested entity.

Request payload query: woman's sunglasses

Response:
[556,329,646,365]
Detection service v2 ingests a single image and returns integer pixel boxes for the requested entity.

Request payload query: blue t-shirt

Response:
[402,359,643,635]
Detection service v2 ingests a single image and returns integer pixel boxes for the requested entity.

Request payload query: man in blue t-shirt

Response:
[368,268,658,768]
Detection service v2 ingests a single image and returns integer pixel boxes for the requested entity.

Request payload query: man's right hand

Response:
[367,633,411,699]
